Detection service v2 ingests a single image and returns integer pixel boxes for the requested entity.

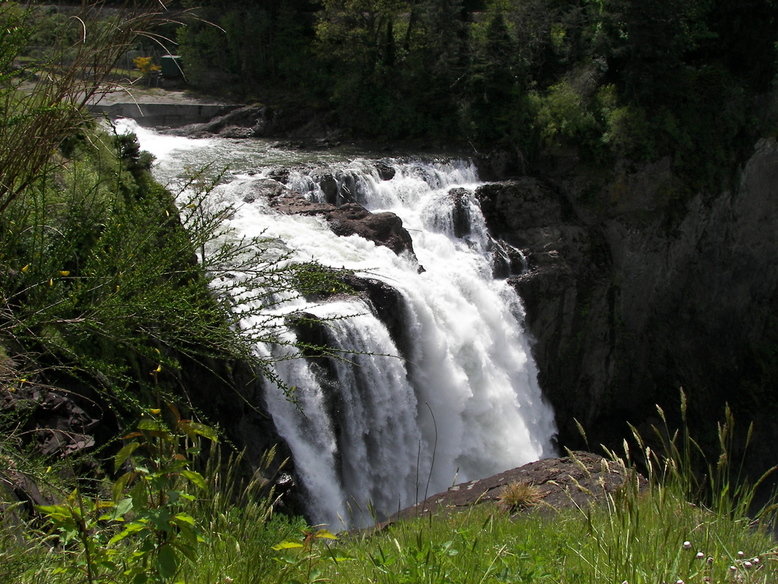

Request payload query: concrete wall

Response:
[89,102,237,128]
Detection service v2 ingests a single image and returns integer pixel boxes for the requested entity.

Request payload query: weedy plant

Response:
[272,526,346,584]
[569,390,777,584]
[37,407,216,584]
[0,1,194,217]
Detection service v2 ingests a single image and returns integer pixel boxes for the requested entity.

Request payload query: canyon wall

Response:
[477,139,778,475]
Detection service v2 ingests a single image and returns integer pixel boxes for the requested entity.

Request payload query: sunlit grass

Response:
[280,495,774,584]
[2,391,777,584]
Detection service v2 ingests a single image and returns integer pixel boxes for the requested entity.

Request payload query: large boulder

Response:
[271,193,416,258]
[327,204,415,257]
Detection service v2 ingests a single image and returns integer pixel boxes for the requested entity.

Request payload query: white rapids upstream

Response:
[116,119,558,530]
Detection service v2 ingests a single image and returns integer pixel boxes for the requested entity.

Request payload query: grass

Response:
[497,481,543,512]
[1,422,774,584]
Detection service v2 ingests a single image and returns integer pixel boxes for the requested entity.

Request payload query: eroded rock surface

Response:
[271,191,416,258]
[387,451,642,524]
[477,140,778,480]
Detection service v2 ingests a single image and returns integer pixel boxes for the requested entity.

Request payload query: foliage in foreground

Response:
[1,400,776,584]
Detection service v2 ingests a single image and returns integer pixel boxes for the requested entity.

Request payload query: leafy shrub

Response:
[531,75,603,159]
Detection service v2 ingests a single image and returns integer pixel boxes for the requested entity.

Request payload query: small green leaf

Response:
[174,541,198,562]
[180,470,207,490]
[113,497,134,519]
[314,529,338,540]
[36,504,68,516]
[108,522,145,545]
[114,441,141,472]
[178,420,218,443]
[173,513,196,526]
[157,544,178,579]
[137,418,167,432]
[272,541,305,550]
[113,471,135,502]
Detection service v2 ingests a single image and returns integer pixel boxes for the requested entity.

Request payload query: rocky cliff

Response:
[477,140,778,476]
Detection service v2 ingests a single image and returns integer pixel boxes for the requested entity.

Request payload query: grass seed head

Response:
[498,481,542,511]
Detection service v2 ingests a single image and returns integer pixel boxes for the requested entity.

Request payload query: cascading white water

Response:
[117,119,557,529]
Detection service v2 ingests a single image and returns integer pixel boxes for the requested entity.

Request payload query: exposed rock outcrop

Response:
[174,104,271,138]
[479,140,778,478]
[387,451,642,524]
[339,275,411,357]
[173,102,343,145]
[271,191,416,258]
[447,187,472,238]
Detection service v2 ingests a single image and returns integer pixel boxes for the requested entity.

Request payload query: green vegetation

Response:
[1,0,353,416]
[2,398,776,583]
[1,2,776,583]
[177,0,778,188]
[0,4,342,580]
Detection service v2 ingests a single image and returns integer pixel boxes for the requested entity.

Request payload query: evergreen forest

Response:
[178,0,778,187]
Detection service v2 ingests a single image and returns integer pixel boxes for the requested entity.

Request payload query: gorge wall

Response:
[476,139,778,476]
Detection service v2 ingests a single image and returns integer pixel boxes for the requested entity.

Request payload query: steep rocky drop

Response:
[477,140,778,480]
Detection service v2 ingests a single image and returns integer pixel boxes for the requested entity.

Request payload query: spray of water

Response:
[119,119,557,529]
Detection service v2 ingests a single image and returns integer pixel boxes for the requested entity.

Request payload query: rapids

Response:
[116,119,557,529]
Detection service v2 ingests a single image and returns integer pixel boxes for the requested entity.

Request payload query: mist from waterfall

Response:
[118,119,557,529]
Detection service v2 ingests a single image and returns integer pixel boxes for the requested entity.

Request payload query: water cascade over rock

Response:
[119,119,557,529]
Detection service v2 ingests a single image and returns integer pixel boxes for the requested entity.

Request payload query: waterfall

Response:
[118,119,557,530]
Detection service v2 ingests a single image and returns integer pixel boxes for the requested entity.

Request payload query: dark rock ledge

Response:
[268,189,417,259]
[384,451,644,526]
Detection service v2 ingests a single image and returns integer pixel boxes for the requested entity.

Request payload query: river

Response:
[116,119,557,530]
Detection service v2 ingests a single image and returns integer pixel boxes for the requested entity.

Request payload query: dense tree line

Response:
[178,0,778,184]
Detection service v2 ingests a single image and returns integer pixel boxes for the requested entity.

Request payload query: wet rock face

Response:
[447,187,472,238]
[338,274,411,359]
[270,191,416,258]
[477,140,778,478]
[476,178,614,445]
